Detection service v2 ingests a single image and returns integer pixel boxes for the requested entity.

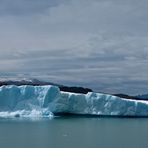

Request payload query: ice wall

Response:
[0,85,148,118]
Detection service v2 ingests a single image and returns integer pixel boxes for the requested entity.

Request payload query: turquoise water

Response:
[0,117,148,148]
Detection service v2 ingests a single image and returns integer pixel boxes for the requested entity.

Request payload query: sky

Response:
[0,0,148,94]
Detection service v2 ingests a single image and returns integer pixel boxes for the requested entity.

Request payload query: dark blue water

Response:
[0,117,148,148]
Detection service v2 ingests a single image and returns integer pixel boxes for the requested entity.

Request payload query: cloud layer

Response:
[0,0,148,94]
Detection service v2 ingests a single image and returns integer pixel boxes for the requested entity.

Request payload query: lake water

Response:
[0,117,148,148]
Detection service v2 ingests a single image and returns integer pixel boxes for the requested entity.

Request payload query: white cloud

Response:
[0,0,148,94]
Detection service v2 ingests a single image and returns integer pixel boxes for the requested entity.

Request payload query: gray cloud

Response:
[0,0,65,16]
[0,0,148,94]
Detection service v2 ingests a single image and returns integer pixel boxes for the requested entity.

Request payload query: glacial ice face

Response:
[0,85,55,118]
[0,85,148,118]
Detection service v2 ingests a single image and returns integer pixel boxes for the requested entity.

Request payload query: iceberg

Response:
[0,85,148,118]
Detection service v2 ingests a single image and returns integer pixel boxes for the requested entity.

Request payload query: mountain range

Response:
[0,78,147,101]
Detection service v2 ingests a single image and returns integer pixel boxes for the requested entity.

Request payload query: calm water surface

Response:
[0,117,148,148]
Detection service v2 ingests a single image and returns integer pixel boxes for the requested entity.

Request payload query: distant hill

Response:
[0,78,148,100]
[0,78,92,94]
[113,94,148,101]
[134,94,148,100]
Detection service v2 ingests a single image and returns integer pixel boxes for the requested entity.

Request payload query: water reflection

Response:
[0,117,148,148]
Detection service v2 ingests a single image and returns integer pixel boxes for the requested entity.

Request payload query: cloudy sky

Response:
[0,0,148,94]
